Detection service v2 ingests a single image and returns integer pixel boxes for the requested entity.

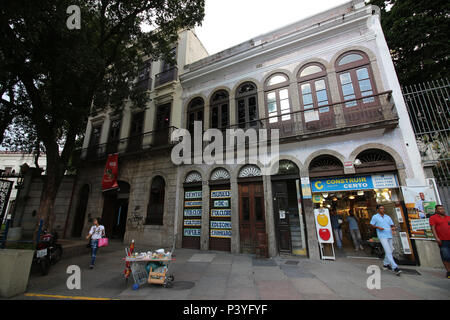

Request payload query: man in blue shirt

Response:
[330,209,343,250]
[370,205,401,275]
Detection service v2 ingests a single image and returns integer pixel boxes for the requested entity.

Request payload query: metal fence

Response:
[402,78,450,210]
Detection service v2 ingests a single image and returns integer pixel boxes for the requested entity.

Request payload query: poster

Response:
[401,186,437,240]
[300,177,312,199]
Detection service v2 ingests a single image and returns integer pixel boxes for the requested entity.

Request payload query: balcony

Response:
[154,66,178,88]
[135,77,152,92]
[226,91,398,142]
[81,127,178,161]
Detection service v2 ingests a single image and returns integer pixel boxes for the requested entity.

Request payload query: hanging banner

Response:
[401,186,437,240]
[102,153,119,191]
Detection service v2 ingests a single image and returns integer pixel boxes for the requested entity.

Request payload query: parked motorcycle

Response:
[33,230,63,275]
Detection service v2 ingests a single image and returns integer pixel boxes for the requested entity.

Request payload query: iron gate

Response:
[402,78,450,210]
[0,179,13,224]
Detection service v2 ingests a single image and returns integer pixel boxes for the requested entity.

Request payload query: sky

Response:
[195,0,351,55]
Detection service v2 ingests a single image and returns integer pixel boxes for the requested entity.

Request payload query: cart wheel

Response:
[163,281,172,288]
[168,275,174,282]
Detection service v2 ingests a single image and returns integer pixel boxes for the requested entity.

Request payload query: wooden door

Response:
[238,182,265,254]
[272,181,292,253]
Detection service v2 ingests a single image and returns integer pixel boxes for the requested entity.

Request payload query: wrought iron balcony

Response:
[154,66,178,87]
[81,126,179,161]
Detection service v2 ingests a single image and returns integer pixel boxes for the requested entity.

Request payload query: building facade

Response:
[71,1,439,266]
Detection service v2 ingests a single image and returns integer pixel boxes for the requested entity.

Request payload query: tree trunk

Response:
[33,153,66,242]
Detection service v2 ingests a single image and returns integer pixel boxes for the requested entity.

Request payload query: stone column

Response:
[200,180,210,251]
[263,174,277,257]
[230,177,240,254]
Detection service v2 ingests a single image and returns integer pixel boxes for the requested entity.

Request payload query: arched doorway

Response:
[72,184,90,238]
[101,181,130,240]
[238,164,265,254]
[209,168,231,252]
[182,171,202,249]
[271,160,306,255]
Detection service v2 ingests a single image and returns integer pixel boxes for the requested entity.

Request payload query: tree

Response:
[369,0,450,85]
[0,0,205,236]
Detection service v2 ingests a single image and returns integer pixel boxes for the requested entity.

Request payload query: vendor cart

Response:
[123,237,176,289]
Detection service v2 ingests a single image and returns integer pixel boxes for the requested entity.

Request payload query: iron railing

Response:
[154,66,178,87]
[82,126,178,160]
[402,79,450,208]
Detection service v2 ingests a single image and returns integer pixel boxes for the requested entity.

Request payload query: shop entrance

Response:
[238,182,265,254]
[182,171,203,250]
[209,185,231,252]
[101,181,130,240]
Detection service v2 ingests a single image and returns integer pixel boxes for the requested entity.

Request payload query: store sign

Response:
[184,228,201,237]
[185,201,202,207]
[300,178,312,199]
[210,221,231,229]
[211,209,231,217]
[411,219,431,231]
[184,209,202,217]
[211,190,231,199]
[210,229,232,238]
[311,174,399,193]
[213,200,229,208]
[184,219,202,227]
[185,191,202,199]
[313,208,334,244]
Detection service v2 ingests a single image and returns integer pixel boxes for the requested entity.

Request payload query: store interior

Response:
[313,188,401,257]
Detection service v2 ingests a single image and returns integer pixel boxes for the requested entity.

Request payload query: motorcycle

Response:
[33,230,63,276]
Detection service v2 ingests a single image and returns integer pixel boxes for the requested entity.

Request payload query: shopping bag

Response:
[99,237,109,247]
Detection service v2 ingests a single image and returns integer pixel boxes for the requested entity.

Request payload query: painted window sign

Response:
[211,190,231,199]
[184,228,201,237]
[184,219,202,227]
[213,200,229,207]
[185,201,202,207]
[184,208,202,217]
[210,229,232,238]
[210,221,232,229]
[211,209,231,217]
[185,191,202,199]
[311,174,398,192]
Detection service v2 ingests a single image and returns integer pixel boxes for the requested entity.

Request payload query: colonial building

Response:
[71,1,437,266]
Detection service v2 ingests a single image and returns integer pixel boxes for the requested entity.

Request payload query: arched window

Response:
[264,73,291,124]
[146,176,165,225]
[298,63,330,113]
[335,51,377,107]
[187,97,204,134]
[210,90,229,129]
[355,149,396,173]
[308,155,344,177]
[236,82,258,129]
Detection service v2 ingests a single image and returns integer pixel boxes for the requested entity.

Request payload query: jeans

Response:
[349,229,363,249]
[90,239,99,265]
[379,237,398,269]
[333,228,343,248]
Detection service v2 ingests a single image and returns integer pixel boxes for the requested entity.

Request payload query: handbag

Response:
[99,237,109,247]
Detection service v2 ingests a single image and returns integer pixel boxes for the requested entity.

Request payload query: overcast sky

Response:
[195,0,351,55]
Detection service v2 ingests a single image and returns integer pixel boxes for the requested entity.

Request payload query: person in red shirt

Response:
[429,205,450,279]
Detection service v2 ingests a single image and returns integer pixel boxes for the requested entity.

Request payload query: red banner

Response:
[102,153,119,191]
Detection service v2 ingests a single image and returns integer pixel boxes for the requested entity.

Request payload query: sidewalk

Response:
[9,241,450,300]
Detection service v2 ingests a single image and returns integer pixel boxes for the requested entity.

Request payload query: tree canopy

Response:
[369,0,450,85]
[0,0,205,233]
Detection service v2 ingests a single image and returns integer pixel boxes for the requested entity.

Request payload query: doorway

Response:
[238,182,265,254]
[101,181,130,240]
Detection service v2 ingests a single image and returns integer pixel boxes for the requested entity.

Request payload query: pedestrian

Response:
[370,205,402,275]
[346,211,364,251]
[429,205,450,279]
[86,217,105,269]
[330,209,343,250]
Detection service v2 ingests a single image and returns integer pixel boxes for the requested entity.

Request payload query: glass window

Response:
[338,53,364,66]
[300,65,322,78]
[267,75,287,86]
[242,197,250,221]
[255,197,263,221]
[210,91,229,129]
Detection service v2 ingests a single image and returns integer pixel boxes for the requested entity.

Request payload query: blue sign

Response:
[185,191,202,199]
[211,190,231,199]
[184,228,201,237]
[311,175,374,192]
[184,219,202,227]
[311,174,399,192]
[211,209,231,217]
[210,221,232,229]
[185,201,202,207]
[210,229,232,238]
[184,209,202,217]
[214,200,229,208]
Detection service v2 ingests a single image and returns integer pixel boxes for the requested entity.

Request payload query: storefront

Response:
[182,171,203,249]
[310,173,415,263]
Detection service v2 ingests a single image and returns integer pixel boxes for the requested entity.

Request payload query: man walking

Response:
[370,205,401,275]
[429,205,450,279]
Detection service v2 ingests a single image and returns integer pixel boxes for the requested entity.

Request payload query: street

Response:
[8,240,450,300]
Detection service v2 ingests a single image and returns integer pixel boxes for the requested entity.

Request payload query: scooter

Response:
[33,230,63,276]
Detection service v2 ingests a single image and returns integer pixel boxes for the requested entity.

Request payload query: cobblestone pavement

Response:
[8,241,450,300]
